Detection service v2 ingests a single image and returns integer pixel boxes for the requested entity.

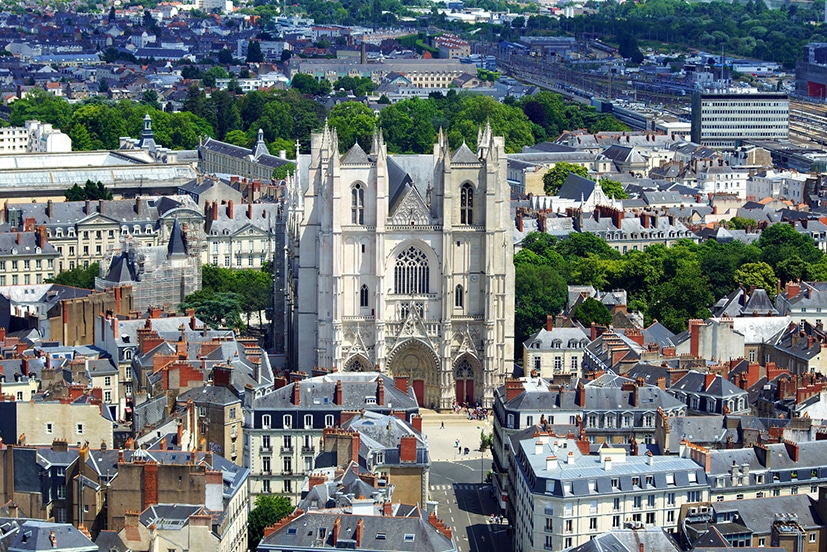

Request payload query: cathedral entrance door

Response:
[455,356,478,406]
[387,340,439,410]
[413,380,425,407]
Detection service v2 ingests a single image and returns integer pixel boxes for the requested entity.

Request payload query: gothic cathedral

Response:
[285,123,514,409]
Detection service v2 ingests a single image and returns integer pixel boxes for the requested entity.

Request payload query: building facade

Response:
[691,91,789,148]
[510,433,709,552]
[286,125,515,409]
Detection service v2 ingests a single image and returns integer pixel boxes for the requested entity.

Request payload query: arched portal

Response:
[344,354,372,372]
[454,354,482,406]
[386,339,440,409]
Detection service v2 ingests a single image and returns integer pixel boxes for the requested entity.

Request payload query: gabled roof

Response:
[557,173,597,201]
[451,142,480,164]
[341,141,370,164]
[739,288,777,316]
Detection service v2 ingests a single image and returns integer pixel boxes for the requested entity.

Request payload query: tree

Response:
[224,129,250,147]
[217,48,234,65]
[515,263,567,346]
[280,49,292,62]
[556,232,620,261]
[47,262,99,289]
[571,296,612,326]
[328,101,376,152]
[202,66,229,88]
[246,40,264,63]
[291,73,330,96]
[141,89,161,110]
[734,262,777,298]
[248,495,293,551]
[179,290,244,329]
[649,261,713,333]
[65,180,113,201]
[757,223,822,269]
[543,163,588,196]
[599,178,629,199]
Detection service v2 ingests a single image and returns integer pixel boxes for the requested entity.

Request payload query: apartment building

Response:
[0,230,58,286]
[522,316,589,381]
[686,440,827,502]
[510,432,709,552]
[492,375,686,518]
[690,91,789,148]
[2,196,203,273]
[243,372,419,502]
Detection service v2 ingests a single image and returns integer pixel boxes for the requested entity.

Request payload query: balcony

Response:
[302,446,315,455]
[280,446,293,455]
[259,446,272,454]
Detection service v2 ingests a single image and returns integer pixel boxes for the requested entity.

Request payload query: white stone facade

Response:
[285,125,515,408]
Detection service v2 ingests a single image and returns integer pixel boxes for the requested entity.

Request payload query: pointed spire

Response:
[370,126,379,155]
[167,218,187,259]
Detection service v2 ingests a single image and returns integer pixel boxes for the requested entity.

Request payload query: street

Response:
[430,459,512,552]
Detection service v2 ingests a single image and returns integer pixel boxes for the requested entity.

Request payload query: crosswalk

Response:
[430,484,480,491]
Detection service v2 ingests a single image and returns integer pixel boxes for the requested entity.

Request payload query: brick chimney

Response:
[410,414,422,433]
[546,314,553,331]
[786,281,801,299]
[399,435,417,462]
[143,462,159,510]
[784,440,800,462]
[576,382,586,407]
[688,319,704,358]
[227,200,234,219]
[293,382,300,405]
[355,518,364,547]
[377,377,385,405]
[704,372,715,391]
[335,379,343,405]
[394,376,408,394]
[332,517,341,546]
[504,378,523,402]
[212,201,218,221]
[248,203,253,219]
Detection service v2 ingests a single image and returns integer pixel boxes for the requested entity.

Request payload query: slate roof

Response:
[258,509,455,552]
[341,141,370,164]
[139,504,205,529]
[723,494,824,532]
[565,527,682,552]
[523,325,590,349]
[104,251,139,283]
[253,372,419,412]
[663,416,732,451]
[671,371,748,400]
[7,520,97,552]
[740,289,777,316]
[451,142,480,164]
[166,218,187,258]
[557,174,597,201]
[177,384,240,406]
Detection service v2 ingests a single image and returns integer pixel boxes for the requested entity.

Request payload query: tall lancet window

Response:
[460,183,473,224]
[360,284,369,307]
[351,183,364,225]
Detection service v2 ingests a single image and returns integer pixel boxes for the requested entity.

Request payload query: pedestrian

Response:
[441,421,444,429]
[455,439,460,449]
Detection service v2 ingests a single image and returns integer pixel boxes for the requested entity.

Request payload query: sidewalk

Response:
[419,408,493,462]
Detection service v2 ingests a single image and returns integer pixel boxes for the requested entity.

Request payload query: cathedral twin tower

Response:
[285,123,515,409]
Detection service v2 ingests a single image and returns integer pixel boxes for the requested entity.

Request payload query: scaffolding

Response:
[96,223,203,313]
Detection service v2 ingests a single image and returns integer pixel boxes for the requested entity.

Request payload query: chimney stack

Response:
[227,200,234,219]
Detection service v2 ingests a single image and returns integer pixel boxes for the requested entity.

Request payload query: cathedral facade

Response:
[285,124,514,409]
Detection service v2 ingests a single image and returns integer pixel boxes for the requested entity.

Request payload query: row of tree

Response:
[9,83,625,158]
[179,264,274,331]
[515,223,827,345]
[509,0,818,69]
